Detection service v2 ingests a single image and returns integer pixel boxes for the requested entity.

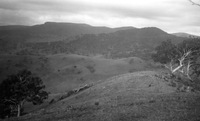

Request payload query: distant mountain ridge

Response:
[0,22,135,53]
[64,27,185,59]
[172,32,200,38]
[0,25,29,30]
[0,22,189,59]
[0,22,135,43]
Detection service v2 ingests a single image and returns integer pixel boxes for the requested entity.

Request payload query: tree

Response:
[152,40,180,72]
[152,39,200,81]
[188,0,200,7]
[0,69,48,118]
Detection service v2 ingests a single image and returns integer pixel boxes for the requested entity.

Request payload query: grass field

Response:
[6,71,200,121]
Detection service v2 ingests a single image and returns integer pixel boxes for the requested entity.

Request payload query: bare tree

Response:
[188,0,200,7]
[171,50,191,73]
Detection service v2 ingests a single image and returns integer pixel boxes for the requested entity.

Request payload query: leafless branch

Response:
[188,0,200,7]
[172,50,192,73]
[3,99,17,104]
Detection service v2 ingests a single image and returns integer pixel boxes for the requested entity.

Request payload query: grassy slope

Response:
[0,53,152,115]
[0,54,149,93]
[44,54,149,92]
[7,71,200,121]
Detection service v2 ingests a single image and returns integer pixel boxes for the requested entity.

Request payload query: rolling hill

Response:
[0,54,153,93]
[7,71,200,121]
[1,22,200,120]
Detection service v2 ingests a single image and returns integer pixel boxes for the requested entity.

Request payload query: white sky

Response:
[0,0,200,35]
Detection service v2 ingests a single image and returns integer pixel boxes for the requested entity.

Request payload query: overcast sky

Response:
[0,0,200,35]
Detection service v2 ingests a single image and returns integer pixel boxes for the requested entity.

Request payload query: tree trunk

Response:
[17,104,21,117]
[17,101,25,117]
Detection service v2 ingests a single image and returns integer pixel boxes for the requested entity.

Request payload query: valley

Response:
[0,22,200,121]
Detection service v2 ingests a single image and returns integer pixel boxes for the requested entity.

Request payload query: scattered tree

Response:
[0,69,48,118]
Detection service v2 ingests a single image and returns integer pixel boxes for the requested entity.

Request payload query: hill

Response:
[0,22,134,53]
[0,22,187,59]
[0,54,151,93]
[172,32,200,38]
[1,22,200,120]
[7,71,200,121]
[0,25,29,31]
[65,27,185,59]
[25,22,133,43]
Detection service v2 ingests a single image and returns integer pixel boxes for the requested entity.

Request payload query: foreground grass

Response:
[5,71,200,121]
[7,92,200,121]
